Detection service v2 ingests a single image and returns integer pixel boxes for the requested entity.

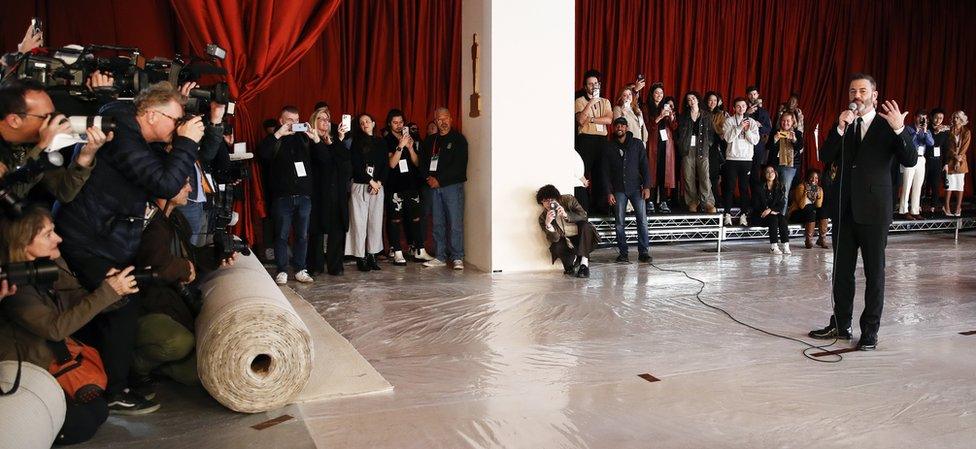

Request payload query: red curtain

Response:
[577,0,976,195]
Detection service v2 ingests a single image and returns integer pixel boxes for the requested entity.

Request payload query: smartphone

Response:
[226,101,236,115]
[291,122,309,132]
[31,17,43,36]
[637,74,645,81]
[341,114,352,130]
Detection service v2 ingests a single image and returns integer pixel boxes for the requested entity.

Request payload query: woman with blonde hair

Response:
[944,110,970,216]
[612,85,648,143]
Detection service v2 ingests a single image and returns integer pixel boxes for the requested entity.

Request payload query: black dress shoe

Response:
[615,254,629,263]
[808,324,852,340]
[856,334,877,351]
[366,253,381,271]
[573,256,582,267]
[356,258,371,272]
[638,253,652,263]
[576,265,590,278]
[563,265,576,275]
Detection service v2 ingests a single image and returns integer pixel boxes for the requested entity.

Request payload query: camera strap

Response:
[0,329,23,396]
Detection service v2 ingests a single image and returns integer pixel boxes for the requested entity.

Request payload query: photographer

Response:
[0,79,113,203]
[0,205,146,441]
[536,185,598,278]
[176,82,227,245]
[132,180,237,387]
[258,106,315,285]
[53,81,201,413]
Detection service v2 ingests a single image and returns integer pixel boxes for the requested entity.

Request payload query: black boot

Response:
[356,257,371,272]
[366,253,381,271]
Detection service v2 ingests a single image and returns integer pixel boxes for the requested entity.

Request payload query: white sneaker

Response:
[770,244,782,255]
[275,272,288,285]
[414,248,435,262]
[295,269,313,283]
[452,260,464,270]
[393,251,407,265]
[781,243,792,255]
[724,214,732,226]
[739,214,749,226]
[423,259,446,268]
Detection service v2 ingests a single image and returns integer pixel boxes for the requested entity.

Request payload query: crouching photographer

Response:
[131,180,238,388]
[0,205,141,443]
[536,185,599,278]
[54,81,202,414]
[0,79,114,203]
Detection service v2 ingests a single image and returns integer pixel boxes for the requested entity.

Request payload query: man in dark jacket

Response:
[808,73,916,350]
[53,81,201,414]
[419,108,468,270]
[603,116,652,263]
[257,105,315,285]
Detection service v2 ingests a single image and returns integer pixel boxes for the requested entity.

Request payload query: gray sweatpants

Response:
[345,183,385,257]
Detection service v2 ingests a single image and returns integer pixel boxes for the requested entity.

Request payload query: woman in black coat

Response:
[307,108,352,275]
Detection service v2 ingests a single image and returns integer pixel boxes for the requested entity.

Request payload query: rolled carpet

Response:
[196,251,313,413]
[0,360,66,449]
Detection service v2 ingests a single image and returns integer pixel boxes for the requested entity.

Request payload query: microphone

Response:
[848,102,858,112]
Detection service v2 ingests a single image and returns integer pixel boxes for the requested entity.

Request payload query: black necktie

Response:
[853,118,863,147]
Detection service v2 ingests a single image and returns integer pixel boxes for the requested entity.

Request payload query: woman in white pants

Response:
[944,111,971,217]
[898,111,934,220]
[346,114,389,271]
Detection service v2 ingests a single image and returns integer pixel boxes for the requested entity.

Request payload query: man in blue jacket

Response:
[603,116,652,263]
[55,81,202,414]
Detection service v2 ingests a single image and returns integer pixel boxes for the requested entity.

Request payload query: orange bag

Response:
[47,337,108,403]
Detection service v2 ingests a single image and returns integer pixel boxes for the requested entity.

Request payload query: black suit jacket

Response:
[820,116,916,226]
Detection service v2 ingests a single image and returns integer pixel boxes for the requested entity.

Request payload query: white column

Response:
[462,0,576,272]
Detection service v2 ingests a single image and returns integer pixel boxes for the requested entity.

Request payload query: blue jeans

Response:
[431,183,464,262]
[776,166,797,214]
[614,191,649,256]
[273,195,312,273]
[178,201,206,246]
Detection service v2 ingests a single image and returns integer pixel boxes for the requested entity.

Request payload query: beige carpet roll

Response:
[0,361,66,449]
[196,252,313,413]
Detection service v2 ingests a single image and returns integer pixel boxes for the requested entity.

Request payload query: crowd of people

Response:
[0,29,472,443]
[574,69,972,255]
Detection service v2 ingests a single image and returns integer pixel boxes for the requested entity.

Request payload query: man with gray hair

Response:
[420,107,468,269]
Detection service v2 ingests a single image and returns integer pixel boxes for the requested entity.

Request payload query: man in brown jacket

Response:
[536,184,599,278]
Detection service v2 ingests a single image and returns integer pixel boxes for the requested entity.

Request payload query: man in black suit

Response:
[808,73,917,350]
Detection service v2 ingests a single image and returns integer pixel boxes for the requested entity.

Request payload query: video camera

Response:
[210,151,252,260]
[4,43,234,115]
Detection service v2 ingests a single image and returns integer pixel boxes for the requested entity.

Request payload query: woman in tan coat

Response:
[613,85,648,144]
[944,110,970,217]
[788,169,829,248]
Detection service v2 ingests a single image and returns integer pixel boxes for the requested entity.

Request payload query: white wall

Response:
[462,0,576,273]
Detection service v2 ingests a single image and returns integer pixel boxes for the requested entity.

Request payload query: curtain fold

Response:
[577,0,976,195]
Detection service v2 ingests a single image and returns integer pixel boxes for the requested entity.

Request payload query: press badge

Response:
[366,165,375,177]
[917,145,925,156]
[294,162,307,177]
[429,155,439,172]
[659,129,669,141]
[690,135,697,147]
[399,159,409,173]
[934,146,941,157]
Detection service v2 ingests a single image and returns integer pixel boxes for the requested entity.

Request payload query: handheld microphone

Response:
[848,102,858,112]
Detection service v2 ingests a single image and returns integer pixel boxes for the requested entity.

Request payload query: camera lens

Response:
[68,116,116,134]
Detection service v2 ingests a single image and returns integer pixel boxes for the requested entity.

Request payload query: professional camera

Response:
[0,150,66,218]
[0,257,59,286]
[209,156,252,260]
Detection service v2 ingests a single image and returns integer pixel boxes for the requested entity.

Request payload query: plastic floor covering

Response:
[77,231,976,448]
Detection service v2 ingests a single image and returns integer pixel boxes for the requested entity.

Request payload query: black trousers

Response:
[325,213,347,275]
[709,145,724,208]
[60,250,137,396]
[385,190,424,251]
[790,204,827,223]
[921,156,943,208]
[58,397,108,445]
[308,233,326,273]
[576,134,608,214]
[831,213,888,336]
[550,221,598,269]
[722,160,752,214]
[762,214,790,243]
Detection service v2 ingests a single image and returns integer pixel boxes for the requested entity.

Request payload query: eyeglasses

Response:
[153,109,181,124]
[18,112,52,120]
